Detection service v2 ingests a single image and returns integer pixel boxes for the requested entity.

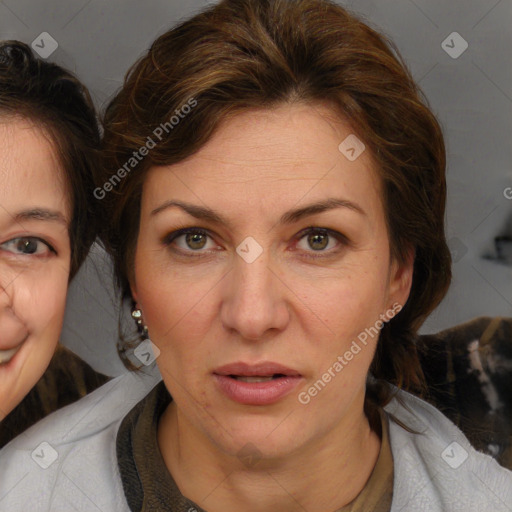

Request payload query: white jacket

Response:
[0,371,511,512]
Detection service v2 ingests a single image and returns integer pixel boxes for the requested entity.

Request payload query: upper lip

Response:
[0,333,28,352]
[213,361,301,377]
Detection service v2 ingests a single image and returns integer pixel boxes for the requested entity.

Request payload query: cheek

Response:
[134,266,222,388]
[298,266,389,336]
[140,277,215,358]
[15,268,69,338]
[135,248,219,339]
[0,269,68,418]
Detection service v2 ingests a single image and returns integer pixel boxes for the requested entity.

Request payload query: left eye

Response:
[296,228,342,252]
[0,237,53,256]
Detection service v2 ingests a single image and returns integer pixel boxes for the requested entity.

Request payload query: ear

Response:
[388,247,415,309]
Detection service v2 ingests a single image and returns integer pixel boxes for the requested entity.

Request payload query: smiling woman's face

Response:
[132,103,413,460]
[0,117,71,420]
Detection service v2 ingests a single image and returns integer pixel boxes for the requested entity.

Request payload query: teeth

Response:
[0,347,20,365]
[233,376,276,383]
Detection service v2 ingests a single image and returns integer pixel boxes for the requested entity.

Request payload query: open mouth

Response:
[214,372,302,405]
[228,374,287,382]
[213,363,303,405]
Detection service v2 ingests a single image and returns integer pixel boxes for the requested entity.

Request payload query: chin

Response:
[211,417,306,462]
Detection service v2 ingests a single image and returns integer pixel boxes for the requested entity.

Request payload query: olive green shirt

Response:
[117,382,393,511]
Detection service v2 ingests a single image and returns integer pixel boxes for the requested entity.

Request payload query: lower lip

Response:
[213,374,302,405]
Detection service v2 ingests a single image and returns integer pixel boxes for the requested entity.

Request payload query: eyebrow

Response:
[13,208,68,226]
[151,198,365,227]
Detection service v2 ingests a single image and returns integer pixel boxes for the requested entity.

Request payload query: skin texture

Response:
[0,117,71,421]
[131,103,414,511]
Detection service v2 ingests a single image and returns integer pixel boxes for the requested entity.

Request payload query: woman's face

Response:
[132,104,413,460]
[0,117,71,420]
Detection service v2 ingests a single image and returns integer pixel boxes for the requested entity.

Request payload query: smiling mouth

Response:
[0,345,22,365]
[0,334,27,366]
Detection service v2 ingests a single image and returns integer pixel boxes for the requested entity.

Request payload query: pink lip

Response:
[0,312,29,351]
[213,361,303,405]
[0,340,24,352]
[0,336,27,372]
[0,333,28,352]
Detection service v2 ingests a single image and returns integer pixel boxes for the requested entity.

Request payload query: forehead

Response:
[143,103,383,220]
[0,116,69,217]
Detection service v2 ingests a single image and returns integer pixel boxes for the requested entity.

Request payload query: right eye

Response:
[0,237,54,257]
[163,228,221,255]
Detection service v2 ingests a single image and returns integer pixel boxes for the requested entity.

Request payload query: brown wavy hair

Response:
[99,0,451,407]
[0,40,100,279]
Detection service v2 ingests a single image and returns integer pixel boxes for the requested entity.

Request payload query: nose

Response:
[220,251,290,341]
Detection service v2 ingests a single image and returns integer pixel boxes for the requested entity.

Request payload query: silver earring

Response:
[131,306,149,338]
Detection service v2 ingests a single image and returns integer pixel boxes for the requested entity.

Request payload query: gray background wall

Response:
[1,0,510,376]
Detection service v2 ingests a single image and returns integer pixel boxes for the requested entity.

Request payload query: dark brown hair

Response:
[0,40,100,279]
[99,0,451,404]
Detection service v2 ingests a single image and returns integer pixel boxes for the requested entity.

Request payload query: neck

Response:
[157,399,381,512]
